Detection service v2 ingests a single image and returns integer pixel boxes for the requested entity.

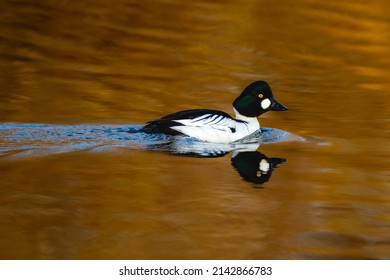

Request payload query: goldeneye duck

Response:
[141,81,288,143]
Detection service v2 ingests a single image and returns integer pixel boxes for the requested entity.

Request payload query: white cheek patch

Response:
[261,98,271,109]
[259,159,270,172]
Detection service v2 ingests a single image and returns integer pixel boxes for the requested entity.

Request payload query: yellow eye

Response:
[256,171,262,177]
[258,93,263,98]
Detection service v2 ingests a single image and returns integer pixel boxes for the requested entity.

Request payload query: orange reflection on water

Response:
[0,0,389,259]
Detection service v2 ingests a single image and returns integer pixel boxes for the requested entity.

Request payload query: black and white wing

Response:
[141,109,237,134]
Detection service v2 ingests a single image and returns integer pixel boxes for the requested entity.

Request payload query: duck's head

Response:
[233,81,288,117]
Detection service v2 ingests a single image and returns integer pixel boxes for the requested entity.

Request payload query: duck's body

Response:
[141,81,287,143]
[142,108,259,143]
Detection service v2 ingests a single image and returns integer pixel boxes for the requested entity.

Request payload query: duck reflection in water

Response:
[146,135,286,187]
[231,148,285,186]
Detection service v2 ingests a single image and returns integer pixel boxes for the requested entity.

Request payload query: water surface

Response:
[0,0,389,259]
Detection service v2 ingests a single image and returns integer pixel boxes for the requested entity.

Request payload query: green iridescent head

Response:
[233,81,288,117]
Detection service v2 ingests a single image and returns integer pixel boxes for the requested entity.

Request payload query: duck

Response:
[141,81,288,143]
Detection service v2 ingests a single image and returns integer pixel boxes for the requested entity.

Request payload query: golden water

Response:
[0,0,389,259]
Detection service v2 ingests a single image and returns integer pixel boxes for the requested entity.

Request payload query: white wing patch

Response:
[175,114,236,132]
[167,113,259,143]
[168,114,241,143]
[191,114,211,122]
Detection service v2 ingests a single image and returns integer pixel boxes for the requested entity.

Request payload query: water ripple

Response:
[0,123,304,158]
